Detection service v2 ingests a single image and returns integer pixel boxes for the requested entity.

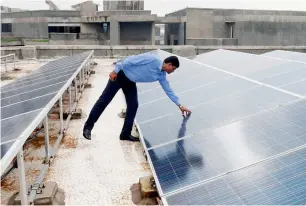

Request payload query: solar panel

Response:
[263,50,306,62]
[165,147,306,205]
[1,51,92,172]
[136,50,306,204]
[194,49,306,96]
[147,99,306,194]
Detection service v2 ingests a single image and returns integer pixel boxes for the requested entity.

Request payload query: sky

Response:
[1,0,306,15]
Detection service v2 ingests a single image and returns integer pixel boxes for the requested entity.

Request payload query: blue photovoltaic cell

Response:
[166,148,306,205]
[148,100,306,194]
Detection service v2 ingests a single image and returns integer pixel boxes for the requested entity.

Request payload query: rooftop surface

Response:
[1,59,151,205]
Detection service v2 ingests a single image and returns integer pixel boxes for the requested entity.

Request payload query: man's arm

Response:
[159,75,192,115]
[159,75,180,106]
[110,59,125,80]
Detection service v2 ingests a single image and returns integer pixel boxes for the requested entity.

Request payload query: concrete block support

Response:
[110,20,120,45]
[21,46,36,59]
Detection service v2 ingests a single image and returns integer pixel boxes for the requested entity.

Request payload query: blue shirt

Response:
[114,53,180,106]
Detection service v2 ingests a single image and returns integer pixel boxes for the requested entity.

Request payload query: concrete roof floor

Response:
[1,59,151,205]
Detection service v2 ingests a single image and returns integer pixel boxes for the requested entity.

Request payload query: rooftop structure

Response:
[1,2,306,46]
[103,0,144,11]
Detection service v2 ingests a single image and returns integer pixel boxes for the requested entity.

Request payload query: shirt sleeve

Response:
[159,74,180,106]
[113,61,123,73]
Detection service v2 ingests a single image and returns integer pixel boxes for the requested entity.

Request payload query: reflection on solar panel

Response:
[136,49,306,205]
[194,49,306,96]
[263,50,306,63]
[166,148,306,205]
[1,51,92,172]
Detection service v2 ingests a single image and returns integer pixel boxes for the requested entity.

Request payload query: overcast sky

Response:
[2,0,306,15]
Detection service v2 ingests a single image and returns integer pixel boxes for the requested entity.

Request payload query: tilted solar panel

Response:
[1,51,92,174]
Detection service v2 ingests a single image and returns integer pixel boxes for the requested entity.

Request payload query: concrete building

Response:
[155,24,165,45]
[1,1,306,46]
[1,6,24,13]
[103,0,144,11]
[165,8,306,46]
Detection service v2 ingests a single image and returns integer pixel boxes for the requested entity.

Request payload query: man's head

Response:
[162,56,180,74]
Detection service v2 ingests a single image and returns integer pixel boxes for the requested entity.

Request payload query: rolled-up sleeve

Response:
[159,75,180,106]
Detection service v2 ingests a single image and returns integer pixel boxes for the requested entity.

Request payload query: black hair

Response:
[164,56,180,68]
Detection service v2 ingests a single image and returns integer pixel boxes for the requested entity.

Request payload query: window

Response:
[102,23,108,33]
[2,23,12,33]
[48,26,80,33]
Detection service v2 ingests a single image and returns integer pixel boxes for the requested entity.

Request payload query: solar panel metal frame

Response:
[135,49,306,205]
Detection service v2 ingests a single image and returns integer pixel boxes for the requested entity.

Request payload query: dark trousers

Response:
[84,71,138,137]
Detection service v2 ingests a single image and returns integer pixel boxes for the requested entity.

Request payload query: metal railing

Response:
[1,53,16,72]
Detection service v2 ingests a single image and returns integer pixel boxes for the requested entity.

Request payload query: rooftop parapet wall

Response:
[2,45,306,59]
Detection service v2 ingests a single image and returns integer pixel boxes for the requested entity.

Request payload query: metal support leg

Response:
[79,73,82,89]
[74,77,78,102]
[44,116,50,162]
[69,86,72,114]
[5,59,7,72]
[59,96,64,133]
[83,66,86,81]
[17,150,28,205]
[13,55,16,69]
[85,63,89,78]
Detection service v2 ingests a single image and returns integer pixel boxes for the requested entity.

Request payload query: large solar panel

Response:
[1,51,92,173]
[193,49,306,96]
[136,50,306,205]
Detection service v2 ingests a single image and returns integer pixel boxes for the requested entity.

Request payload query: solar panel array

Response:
[136,49,306,205]
[1,51,92,172]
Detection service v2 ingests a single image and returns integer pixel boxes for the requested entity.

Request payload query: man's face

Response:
[164,63,177,74]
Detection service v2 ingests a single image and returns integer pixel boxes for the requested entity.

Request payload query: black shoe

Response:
[120,135,140,142]
[83,129,91,140]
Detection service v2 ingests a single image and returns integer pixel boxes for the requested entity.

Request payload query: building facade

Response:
[165,8,306,46]
[1,2,306,46]
[103,0,144,11]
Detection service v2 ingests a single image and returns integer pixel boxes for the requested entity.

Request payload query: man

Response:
[83,53,192,141]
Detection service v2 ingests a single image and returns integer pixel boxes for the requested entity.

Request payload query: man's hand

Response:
[179,105,192,116]
[109,71,117,81]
